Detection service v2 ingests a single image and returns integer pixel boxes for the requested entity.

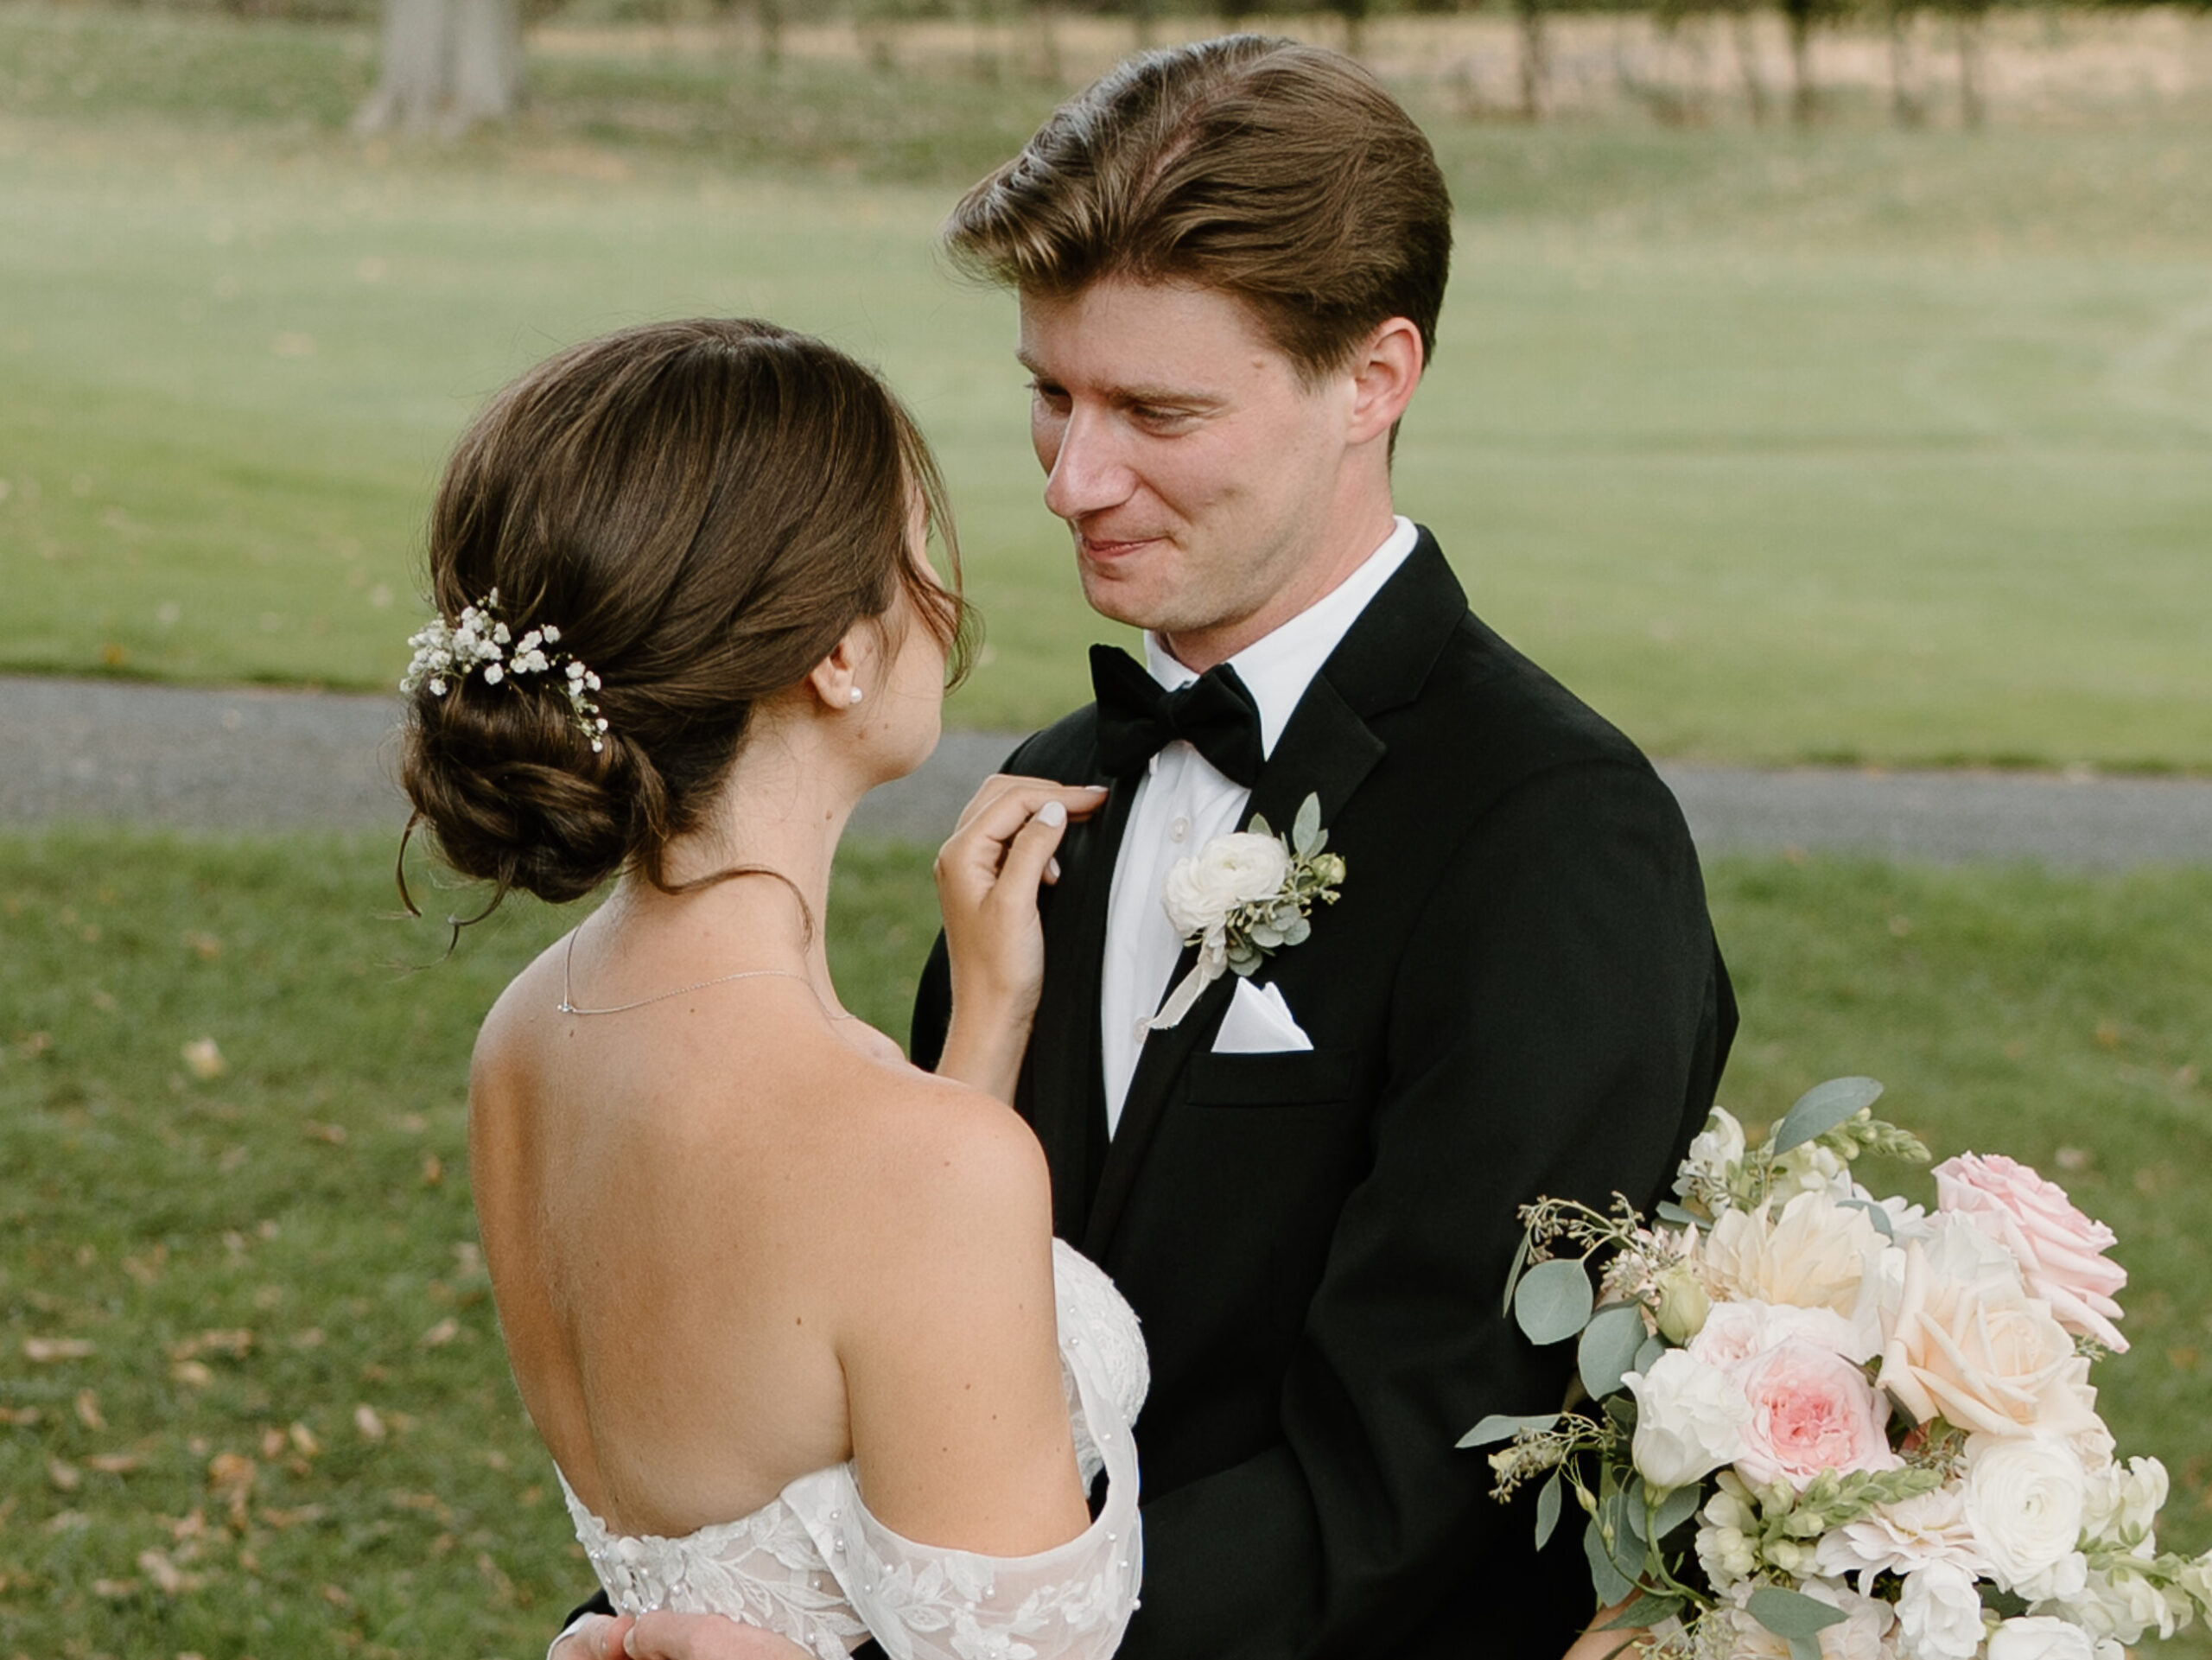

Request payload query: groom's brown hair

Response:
[944,35,1452,382]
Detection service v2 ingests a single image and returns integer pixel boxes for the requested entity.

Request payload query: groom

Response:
[560,35,1734,1660]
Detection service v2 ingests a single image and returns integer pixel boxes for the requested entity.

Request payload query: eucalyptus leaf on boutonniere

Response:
[1146,793,1345,1032]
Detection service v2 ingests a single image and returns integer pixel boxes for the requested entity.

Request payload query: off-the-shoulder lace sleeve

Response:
[782,1241,1147,1660]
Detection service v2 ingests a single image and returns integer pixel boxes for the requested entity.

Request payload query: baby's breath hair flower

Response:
[401,588,610,753]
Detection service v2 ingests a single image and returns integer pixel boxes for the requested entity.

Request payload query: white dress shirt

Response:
[1097,517,1420,1132]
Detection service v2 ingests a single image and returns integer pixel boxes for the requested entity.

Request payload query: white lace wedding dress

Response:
[559,1240,1147,1660]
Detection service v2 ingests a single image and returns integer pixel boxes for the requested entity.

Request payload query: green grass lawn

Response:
[0,828,2209,1654]
[2,6,2210,769]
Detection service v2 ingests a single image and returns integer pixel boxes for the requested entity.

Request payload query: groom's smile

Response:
[1016,276,1400,675]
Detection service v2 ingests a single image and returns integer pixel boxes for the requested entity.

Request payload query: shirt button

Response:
[1169,815,1191,842]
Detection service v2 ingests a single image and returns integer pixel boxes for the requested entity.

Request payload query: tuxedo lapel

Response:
[1027,769,1134,1243]
[1081,668,1389,1258]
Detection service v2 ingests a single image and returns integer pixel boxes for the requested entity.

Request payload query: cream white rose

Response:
[1896,1560,1987,1660]
[1880,1227,2099,1441]
[1160,832,1290,935]
[2050,1562,2183,1645]
[1622,1349,1751,1491]
[1965,1434,2089,1597]
[1801,1580,1899,1660]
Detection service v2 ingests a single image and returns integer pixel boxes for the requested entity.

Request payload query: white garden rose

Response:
[1159,832,1290,935]
[1692,1296,1881,1369]
[1621,1349,1751,1491]
[1801,1580,1901,1660]
[1895,1560,1987,1660]
[1701,1190,1886,1321]
[1984,1616,2105,1660]
[1965,1434,2089,1599]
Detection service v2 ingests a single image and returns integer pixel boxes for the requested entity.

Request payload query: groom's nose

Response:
[1040,404,1135,524]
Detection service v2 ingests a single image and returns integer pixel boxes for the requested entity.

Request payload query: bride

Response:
[397,318,1141,1659]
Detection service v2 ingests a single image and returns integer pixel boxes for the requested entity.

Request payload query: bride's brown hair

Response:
[398,317,972,917]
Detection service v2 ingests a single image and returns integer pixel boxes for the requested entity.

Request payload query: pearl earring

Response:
[848,686,865,707]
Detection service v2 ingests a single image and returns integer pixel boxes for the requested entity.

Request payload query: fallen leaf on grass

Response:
[171,1358,213,1388]
[0,1405,41,1425]
[289,1421,321,1456]
[170,1329,253,1362]
[259,1503,327,1530]
[353,1403,385,1441]
[15,1031,54,1060]
[181,1038,226,1080]
[302,1120,347,1145]
[86,1453,142,1475]
[74,1390,104,1430]
[137,1548,200,1594]
[181,931,224,961]
[92,1576,137,1599]
[320,1582,354,1608]
[207,1451,255,1529]
[48,1459,79,1492]
[23,1337,93,1362]
[419,1317,460,1349]
[43,1509,89,1533]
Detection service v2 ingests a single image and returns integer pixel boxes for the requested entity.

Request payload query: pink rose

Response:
[1936,1153,2127,1352]
[1732,1339,1902,1491]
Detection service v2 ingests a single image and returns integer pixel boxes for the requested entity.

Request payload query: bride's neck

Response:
[615,714,865,968]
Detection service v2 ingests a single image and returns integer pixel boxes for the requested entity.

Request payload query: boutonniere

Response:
[1147,793,1345,1032]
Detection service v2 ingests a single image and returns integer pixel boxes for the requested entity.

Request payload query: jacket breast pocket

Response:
[1182,1045,1358,1109]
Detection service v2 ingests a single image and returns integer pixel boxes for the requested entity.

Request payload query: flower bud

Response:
[1653,1263,1712,1344]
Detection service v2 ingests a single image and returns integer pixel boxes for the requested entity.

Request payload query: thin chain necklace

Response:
[556,925,855,1021]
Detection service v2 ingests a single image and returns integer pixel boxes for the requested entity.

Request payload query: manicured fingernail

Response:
[1046,857,1062,881]
[1080,783,1109,792]
[1039,800,1067,827]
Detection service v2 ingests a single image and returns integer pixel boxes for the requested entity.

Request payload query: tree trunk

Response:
[1954,5,1985,126]
[354,0,523,137]
[1730,4,1768,125]
[1888,2,1923,126]
[1515,0,1549,121]
[1785,0,1815,125]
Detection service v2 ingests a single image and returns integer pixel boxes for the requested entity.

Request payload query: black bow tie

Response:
[1090,644,1264,788]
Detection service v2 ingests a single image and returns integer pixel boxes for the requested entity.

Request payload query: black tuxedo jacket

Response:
[565,531,1734,1659]
[909,530,1736,1659]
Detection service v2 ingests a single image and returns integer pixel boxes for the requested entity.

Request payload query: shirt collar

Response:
[1142,516,1420,759]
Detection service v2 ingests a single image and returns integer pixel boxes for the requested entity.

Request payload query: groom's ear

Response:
[1344,316,1424,448]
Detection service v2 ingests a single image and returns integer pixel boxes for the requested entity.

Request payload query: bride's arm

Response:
[837,1089,1089,1551]
[931,777,1106,1103]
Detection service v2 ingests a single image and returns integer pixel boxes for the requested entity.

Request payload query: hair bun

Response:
[401,680,664,906]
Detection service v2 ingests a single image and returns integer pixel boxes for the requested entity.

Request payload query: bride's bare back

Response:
[470,921,1083,1555]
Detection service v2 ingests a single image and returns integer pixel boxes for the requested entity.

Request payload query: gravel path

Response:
[3,676,2206,868]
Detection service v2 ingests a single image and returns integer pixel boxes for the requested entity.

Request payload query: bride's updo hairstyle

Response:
[399,317,969,913]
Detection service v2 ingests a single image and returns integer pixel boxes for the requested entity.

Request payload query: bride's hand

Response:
[1560,1597,1655,1660]
[620,1610,816,1659]
[932,775,1108,1102]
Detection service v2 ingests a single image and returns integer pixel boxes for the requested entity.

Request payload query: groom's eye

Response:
[1027,377,1070,409]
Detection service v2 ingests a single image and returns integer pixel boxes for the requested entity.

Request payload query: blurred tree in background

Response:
[353,0,522,131]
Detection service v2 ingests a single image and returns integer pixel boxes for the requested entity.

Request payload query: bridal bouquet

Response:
[1464,1078,2212,1660]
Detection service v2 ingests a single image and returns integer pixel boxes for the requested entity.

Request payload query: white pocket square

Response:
[1211,978,1314,1053]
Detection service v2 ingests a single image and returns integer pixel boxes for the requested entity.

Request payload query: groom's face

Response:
[1017,277,1363,671]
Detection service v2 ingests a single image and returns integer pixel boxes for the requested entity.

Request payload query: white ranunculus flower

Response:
[1159,832,1290,936]
[1621,1349,1751,1492]
[1965,1434,2089,1597]
[1675,1106,1746,1198]
[1895,1560,1987,1660]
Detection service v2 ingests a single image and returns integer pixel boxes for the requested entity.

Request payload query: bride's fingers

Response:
[554,1613,631,1660]
[623,1609,816,1659]
[993,797,1072,899]
[950,775,1105,837]
[938,785,1102,894]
